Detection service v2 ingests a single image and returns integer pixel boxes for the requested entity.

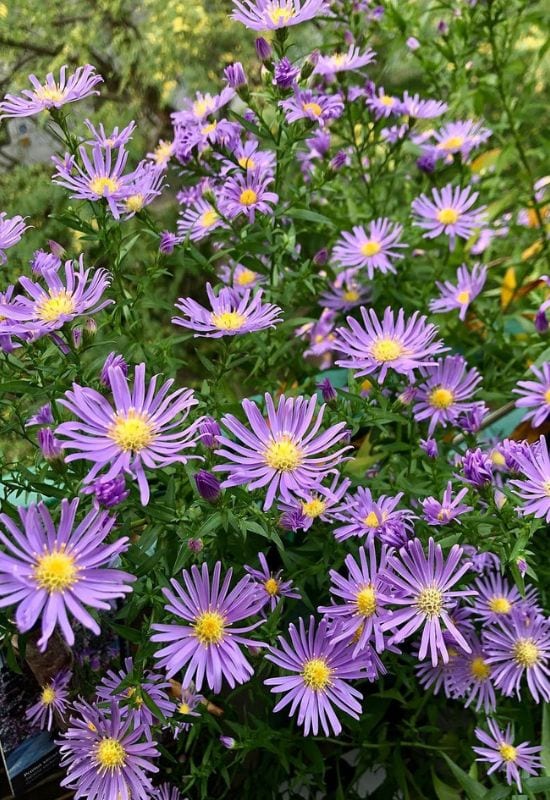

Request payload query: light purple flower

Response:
[218,262,267,294]
[449,634,496,712]
[214,393,351,510]
[412,183,487,251]
[429,263,487,321]
[156,784,184,800]
[170,683,203,737]
[0,65,102,119]
[381,538,475,666]
[473,718,542,792]
[514,362,550,428]
[332,219,407,279]
[220,170,278,223]
[83,474,129,509]
[335,306,448,383]
[319,276,371,311]
[198,417,221,448]
[31,249,61,276]
[177,198,227,241]
[57,700,159,800]
[420,438,438,458]
[432,119,492,160]
[0,212,28,264]
[280,88,344,127]
[273,57,300,88]
[366,86,400,118]
[100,352,128,388]
[421,482,473,525]
[26,669,72,731]
[38,428,63,461]
[83,119,136,149]
[472,572,539,625]
[55,363,200,505]
[221,139,276,178]
[224,62,247,89]
[230,0,329,30]
[172,88,235,125]
[412,355,482,435]
[277,472,351,530]
[459,447,494,488]
[406,36,420,50]
[173,284,282,337]
[510,435,550,521]
[399,92,447,119]
[195,469,221,502]
[0,498,135,650]
[96,657,173,730]
[26,402,54,427]
[151,561,265,691]
[264,616,367,736]
[117,162,165,218]
[333,487,415,546]
[314,46,376,77]
[244,552,301,611]
[296,308,338,369]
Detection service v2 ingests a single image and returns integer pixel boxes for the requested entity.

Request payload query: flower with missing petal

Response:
[429,263,487,321]
[244,552,301,611]
[0,65,102,119]
[231,0,329,30]
[473,719,542,793]
[173,284,282,338]
[26,669,72,731]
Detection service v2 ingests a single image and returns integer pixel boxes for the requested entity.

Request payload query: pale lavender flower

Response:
[159,231,180,254]
[198,417,221,448]
[296,308,338,369]
[0,65,102,119]
[462,546,500,575]
[319,276,371,311]
[317,377,337,403]
[0,212,28,264]
[264,616,367,736]
[279,509,307,531]
[406,36,420,50]
[449,634,496,712]
[412,355,482,435]
[256,36,272,60]
[510,435,550,521]
[83,119,136,149]
[55,363,200,505]
[219,735,236,749]
[177,199,227,241]
[472,573,539,625]
[172,88,235,125]
[366,86,400,118]
[314,46,376,77]
[277,472,351,531]
[231,0,329,31]
[429,263,487,321]
[244,552,301,611]
[173,285,282,337]
[420,438,438,458]
[96,657,173,730]
[280,88,344,127]
[514,362,550,428]
[432,120,492,160]
[214,393,351,510]
[380,124,408,143]
[38,428,63,461]
[224,62,247,89]
[421,482,473,525]
[458,401,488,433]
[26,403,54,427]
[171,683,203,737]
[26,669,72,731]
[399,92,447,119]
[412,183,487,251]
[220,170,278,223]
[473,719,542,792]
[0,498,135,650]
[334,487,415,546]
[148,138,175,168]
[274,57,300,88]
[100,352,128,387]
[221,139,276,177]
[332,219,407,279]
[117,162,165,218]
[156,784,184,800]
[31,249,61,276]
[151,561,265,691]
[459,448,494,488]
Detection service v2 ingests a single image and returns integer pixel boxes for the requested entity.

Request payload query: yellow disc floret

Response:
[95,738,126,770]
[360,240,381,257]
[199,209,219,228]
[36,85,65,104]
[264,577,279,596]
[235,268,256,286]
[371,338,404,362]
[513,638,539,667]
[264,437,302,471]
[470,656,491,680]
[89,176,120,196]
[438,136,465,150]
[302,498,326,518]
[193,610,225,646]
[125,194,144,213]
[302,657,332,691]
[108,409,155,453]
[302,102,323,117]
[41,685,56,705]
[363,511,380,528]
[437,207,460,225]
[356,586,377,617]
[34,549,77,592]
[498,742,518,762]
[416,586,443,616]
[488,596,512,614]
[429,387,454,409]
[267,6,295,25]
[239,189,258,206]
[456,290,470,304]
[36,290,76,323]
[210,311,246,331]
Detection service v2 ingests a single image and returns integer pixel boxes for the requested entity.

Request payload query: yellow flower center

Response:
[488,596,512,614]
[356,586,377,617]
[429,387,454,409]
[235,268,256,286]
[95,738,126,770]
[513,638,539,667]
[154,141,173,164]
[268,7,295,25]
[416,586,443,616]
[343,289,360,302]
[499,743,518,763]
[194,610,225,645]
[264,437,303,471]
[438,135,465,150]
[302,102,323,117]
[360,379,373,394]
[363,511,381,528]
[108,409,155,453]
[238,156,256,170]
[436,509,450,521]
[470,656,491,680]
[239,189,258,206]
[88,176,120,196]
[437,207,460,225]
[193,99,212,117]
[302,657,332,691]
[264,577,279,596]
[125,194,144,212]
[544,388,550,404]
[41,686,56,705]
[36,290,76,323]
[302,498,326,518]
[36,85,65,104]
[360,240,381,257]
[199,209,219,228]
[380,95,396,107]
[456,290,470,304]
[34,549,78,592]
[201,121,217,136]
[178,701,190,714]
[331,53,348,66]
[371,337,404,362]
[210,311,246,331]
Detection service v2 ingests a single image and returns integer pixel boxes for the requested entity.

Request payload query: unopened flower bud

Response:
[195,470,221,502]
[38,428,63,463]
[199,417,221,448]
[100,352,128,388]
[255,37,272,61]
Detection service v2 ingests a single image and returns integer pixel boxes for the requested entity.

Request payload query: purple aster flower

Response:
[317,377,337,403]
[296,308,338,369]
[214,393,351,510]
[415,643,461,698]
[412,355,482,435]
[279,508,307,531]
[472,573,539,625]
[314,46,376,77]
[224,62,247,89]
[198,417,221,448]
[31,249,61,276]
[0,65,102,119]
[0,287,21,352]
[318,541,393,654]
[514,362,550,428]
[218,262,266,295]
[159,231,180,255]
[55,363,200,505]
[335,306,448,383]
[483,610,550,702]
[244,552,301,611]
[83,119,136,149]
[333,487,415,546]
[429,263,487,321]
[319,276,372,311]
[26,669,72,731]
[510,435,550,520]
[432,120,492,160]
[448,634,496,712]
[177,198,227,241]
[172,88,235,125]
[380,124,408,143]
[117,162,165,218]
[0,212,27,264]
[0,498,135,650]
[100,352,128,388]
[280,88,344,127]
[420,438,438,458]
[256,36,272,60]
[277,472,351,530]
[195,469,221,502]
[406,36,420,50]
[151,561,265,691]
[458,401,488,434]
[170,683,203,737]
[0,256,111,342]
[230,0,329,30]
[221,139,276,178]
[156,784,184,800]
[459,448,494,488]
[462,546,500,575]
[26,402,54,427]
[96,657,172,730]
[219,170,278,223]
[52,144,134,220]
[264,616,367,736]
[58,700,159,800]
[148,138,175,168]
[219,735,236,749]
[399,92,447,118]
[412,183,487,251]
[473,719,542,792]
[421,482,473,525]
[83,474,129,509]
[38,428,63,462]
[366,86,401,118]
[381,538,476,666]
[273,57,300,88]
[173,285,282,338]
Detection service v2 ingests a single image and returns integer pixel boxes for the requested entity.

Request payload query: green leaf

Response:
[284,207,336,228]
[542,702,550,777]
[442,754,487,800]
[523,776,550,791]
[431,769,461,800]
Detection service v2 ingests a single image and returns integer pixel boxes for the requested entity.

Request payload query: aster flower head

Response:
[100,352,128,388]
[319,276,371,312]
[412,183,487,251]
[296,308,338,369]
[335,306,448,383]
[218,261,267,294]
[173,88,235,125]
[156,784,184,800]
[221,139,276,178]
[314,46,376,77]
[420,437,438,458]
[412,355,482,435]
[26,402,54,427]
[332,219,407,279]
[31,249,61,276]
[273,57,300,88]
[433,119,492,160]
[244,552,301,611]
[510,435,550,521]
[459,447,494,488]
[278,472,351,531]
[366,86,401,118]
[462,545,500,575]
[483,610,550,702]
[472,572,539,625]
[399,91,448,119]
[84,473,129,509]
[96,657,173,731]
[0,498,135,650]
[151,561,265,691]
[231,0,329,30]
[177,198,227,242]
[117,161,165,218]
[57,700,159,800]
[473,719,542,792]
[214,393,351,510]
[421,482,473,526]
[449,634,496,712]
[264,616,367,736]
[26,669,72,731]
[429,263,487,321]
[0,212,28,264]
[381,538,476,666]
[334,487,415,546]
[83,119,136,149]
[0,256,112,342]
[55,363,200,505]
[280,88,344,127]
[170,683,203,737]
[220,170,279,223]
[514,362,550,428]
[173,284,282,338]
[0,65,102,119]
